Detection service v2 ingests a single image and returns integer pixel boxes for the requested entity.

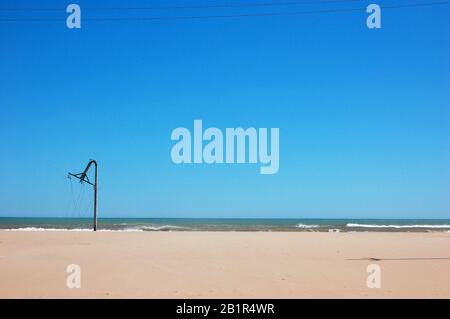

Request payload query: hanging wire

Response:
[0,1,449,22]
[84,196,93,221]
[64,175,75,218]
[71,182,85,219]
[0,0,361,11]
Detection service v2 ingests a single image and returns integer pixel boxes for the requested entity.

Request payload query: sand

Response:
[0,231,449,298]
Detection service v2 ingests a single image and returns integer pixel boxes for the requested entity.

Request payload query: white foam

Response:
[296,224,320,229]
[2,227,143,232]
[139,225,190,231]
[1,225,188,232]
[346,223,450,229]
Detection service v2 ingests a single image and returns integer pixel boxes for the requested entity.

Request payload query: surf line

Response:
[171,120,279,174]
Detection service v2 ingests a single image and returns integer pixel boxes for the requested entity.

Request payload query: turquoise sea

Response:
[0,218,450,232]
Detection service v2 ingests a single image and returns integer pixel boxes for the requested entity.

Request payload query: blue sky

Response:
[0,0,449,218]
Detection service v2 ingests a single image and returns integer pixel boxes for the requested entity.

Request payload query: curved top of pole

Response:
[68,159,97,187]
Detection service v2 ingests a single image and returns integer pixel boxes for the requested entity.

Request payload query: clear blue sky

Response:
[0,0,449,218]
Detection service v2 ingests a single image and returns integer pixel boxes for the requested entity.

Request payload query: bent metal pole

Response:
[68,160,98,231]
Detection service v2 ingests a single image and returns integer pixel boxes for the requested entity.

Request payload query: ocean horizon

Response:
[1,217,449,232]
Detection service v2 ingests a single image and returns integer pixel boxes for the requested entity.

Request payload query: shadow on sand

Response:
[347,257,450,261]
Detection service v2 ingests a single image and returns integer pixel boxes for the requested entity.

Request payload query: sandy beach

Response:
[0,231,449,298]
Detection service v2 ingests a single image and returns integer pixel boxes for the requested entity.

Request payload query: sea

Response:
[1,218,450,232]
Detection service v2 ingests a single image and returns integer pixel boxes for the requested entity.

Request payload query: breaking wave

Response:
[346,223,450,229]
[138,225,192,231]
[296,224,320,229]
[3,227,143,232]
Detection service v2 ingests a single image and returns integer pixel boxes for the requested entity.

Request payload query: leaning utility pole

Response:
[68,160,98,231]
